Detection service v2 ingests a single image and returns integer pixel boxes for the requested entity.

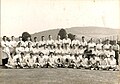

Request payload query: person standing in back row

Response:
[113,40,119,70]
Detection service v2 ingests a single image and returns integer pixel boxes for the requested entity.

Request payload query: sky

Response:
[1,0,120,37]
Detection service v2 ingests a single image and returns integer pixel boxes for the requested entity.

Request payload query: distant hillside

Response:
[31,27,120,41]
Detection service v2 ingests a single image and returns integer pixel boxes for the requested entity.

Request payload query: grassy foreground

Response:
[0,68,120,84]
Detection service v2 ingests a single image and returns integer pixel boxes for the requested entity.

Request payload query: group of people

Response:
[1,34,120,71]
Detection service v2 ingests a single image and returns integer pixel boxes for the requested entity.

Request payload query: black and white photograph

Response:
[0,0,120,84]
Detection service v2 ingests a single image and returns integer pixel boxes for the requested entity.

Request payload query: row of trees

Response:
[22,29,75,42]
[21,29,120,46]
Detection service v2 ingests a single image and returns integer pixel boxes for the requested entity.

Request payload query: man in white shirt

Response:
[25,37,32,47]
[32,37,38,48]
[73,54,81,69]
[47,35,54,49]
[24,42,33,53]
[18,52,27,68]
[1,36,10,66]
[55,35,62,48]
[99,55,109,70]
[80,36,87,49]
[71,35,80,48]
[88,38,96,51]
[62,34,71,49]
[107,55,116,70]
[16,42,25,54]
[39,36,46,49]
[47,52,55,68]
[5,54,16,68]
[9,36,17,56]
[17,36,25,47]
[96,39,103,51]
[26,53,35,68]
[103,39,111,51]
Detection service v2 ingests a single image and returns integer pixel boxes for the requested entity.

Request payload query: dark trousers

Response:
[2,58,8,66]
[115,51,119,65]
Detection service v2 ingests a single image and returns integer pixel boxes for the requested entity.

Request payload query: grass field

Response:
[0,68,120,84]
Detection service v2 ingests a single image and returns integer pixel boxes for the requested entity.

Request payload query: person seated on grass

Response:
[98,55,109,70]
[5,53,16,69]
[92,46,100,68]
[84,45,92,61]
[53,53,59,68]
[47,52,56,68]
[18,52,27,68]
[26,53,35,68]
[78,45,85,60]
[33,55,40,68]
[42,52,49,68]
[68,54,75,68]
[36,53,45,68]
[72,54,81,69]
[107,55,117,71]
[81,55,90,69]
[62,53,71,68]
[56,57,63,68]
[89,55,99,70]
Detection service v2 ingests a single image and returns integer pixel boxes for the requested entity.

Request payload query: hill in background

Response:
[31,26,120,41]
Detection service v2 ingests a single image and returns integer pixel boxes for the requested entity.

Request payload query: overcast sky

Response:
[1,0,120,37]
